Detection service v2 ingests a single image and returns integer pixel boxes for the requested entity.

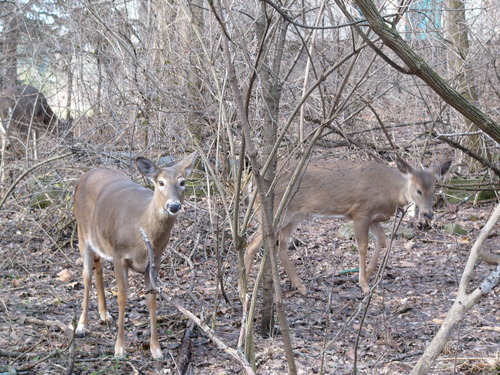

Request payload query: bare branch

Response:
[411,203,500,374]
[140,228,255,374]
[352,0,500,142]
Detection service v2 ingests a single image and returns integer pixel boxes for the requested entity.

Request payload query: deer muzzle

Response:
[423,211,433,220]
[167,202,182,214]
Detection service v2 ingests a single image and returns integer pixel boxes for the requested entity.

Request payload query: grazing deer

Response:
[0,85,73,184]
[73,152,197,359]
[245,158,451,295]
[0,84,73,148]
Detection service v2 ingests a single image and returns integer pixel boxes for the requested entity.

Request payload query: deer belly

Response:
[126,257,149,274]
[312,214,347,220]
[87,238,113,262]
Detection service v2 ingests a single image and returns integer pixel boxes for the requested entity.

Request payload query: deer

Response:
[0,84,73,148]
[0,85,73,184]
[245,158,451,295]
[73,152,197,359]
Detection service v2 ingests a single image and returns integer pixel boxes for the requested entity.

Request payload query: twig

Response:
[434,192,475,222]
[125,360,141,375]
[430,130,500,177]
[161,290,255,374]
[411,203,500,374]
[177,320,195,375]
[16,348,65,372]
[139,228,255,375]
[0,349,39,359]
[139,227,158,290]
[24,316,73,338]
[169,237,199,304]
[0,152,73,210]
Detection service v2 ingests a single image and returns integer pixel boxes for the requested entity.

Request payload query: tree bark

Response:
[352,0,499,144]
[179,0,205,141]
[255,4,297,373]
[445,0,486,171]
[3,2,20,87]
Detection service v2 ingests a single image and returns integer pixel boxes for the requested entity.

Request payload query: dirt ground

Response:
[0,158,499,375]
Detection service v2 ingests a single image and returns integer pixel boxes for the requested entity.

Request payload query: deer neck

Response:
[140,200,176,249]
[399,177,415,208]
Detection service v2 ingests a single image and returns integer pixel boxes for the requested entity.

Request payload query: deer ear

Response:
[396,159,414,177]
[175,151,198,178]
[136,157,160,182]
[433,160,452,179]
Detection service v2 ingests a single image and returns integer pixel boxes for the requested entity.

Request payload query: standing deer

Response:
[74,152,197,359]
[245,158,451,295]
[0,85,73,184]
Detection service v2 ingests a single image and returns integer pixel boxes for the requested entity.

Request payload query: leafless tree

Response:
[0,0,498,373]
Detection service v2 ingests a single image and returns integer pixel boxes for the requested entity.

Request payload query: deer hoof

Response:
[360,283,370,294]
[297,285,308,295]
[151,347,164,360]
[114,346,126,358]
[75,324,86,338]
[99,311,113,325]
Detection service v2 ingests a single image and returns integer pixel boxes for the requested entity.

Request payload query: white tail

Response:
[245,158,451,295]
[73,152,197,359]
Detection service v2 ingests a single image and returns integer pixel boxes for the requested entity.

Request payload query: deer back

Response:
[273,160,421,228]
[0,85,72,140]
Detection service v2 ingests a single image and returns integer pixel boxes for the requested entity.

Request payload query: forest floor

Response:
[0,155,499,375]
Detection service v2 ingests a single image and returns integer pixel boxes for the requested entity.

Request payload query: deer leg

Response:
[114,262,128,358]
[94,257,112,324]
[76,243,94,337]
[244,227,263,278]
[366,222,386,278]
[277,222,307,295]
[147,291,162,359]
[144,272,163,359]
[353,219,371,294]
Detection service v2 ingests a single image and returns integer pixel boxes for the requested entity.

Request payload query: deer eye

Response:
[179,179,186,187]
[158,180,165,187]
[417,189,422,196]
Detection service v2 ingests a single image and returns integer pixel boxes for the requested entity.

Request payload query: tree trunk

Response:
[179,0,205,142]
[351,0,499,144]
[256,2,278,337]
[445,0,486,172]
[3,2,20,87]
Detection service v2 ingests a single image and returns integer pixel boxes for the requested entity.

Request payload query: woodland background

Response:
[0,0,498,374]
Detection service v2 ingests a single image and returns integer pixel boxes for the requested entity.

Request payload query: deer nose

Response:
[167,202,182,214]
[423,211,433,220]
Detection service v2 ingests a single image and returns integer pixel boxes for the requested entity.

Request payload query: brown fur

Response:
[245,159,451,294]
[74,152,197,359]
